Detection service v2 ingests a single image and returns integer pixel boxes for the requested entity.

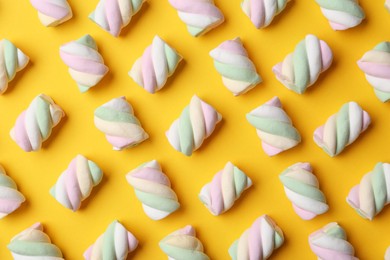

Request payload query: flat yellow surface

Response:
[1,0,390,259]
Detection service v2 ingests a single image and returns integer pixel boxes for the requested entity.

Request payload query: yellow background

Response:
[1,0,390,259]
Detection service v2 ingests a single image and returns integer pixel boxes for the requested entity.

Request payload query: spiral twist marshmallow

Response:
[313,101,371,157]
[60,34,108,92]
[89,0,145,37]
[199,162,252,216]
[0,165,25,219]
[50,155,103,212]
[0,39,29,94]
[279,162,328,220]
[8,223,64,260]
[357,42,390,102]
[10,94,65,152]
[168,0,224,37]
[241,0,291,28]
[315,0,365,30]
[246,96,301,156]
[209,37,261,96]
[84,220,138,260]
[309,222,357,260]
[166,95,222,156]
[159,225,210,260]
[129,35,183,94]
[272,34,333,94]
[126,160,180,220]
[30,0,72,27]
[229,215,284,260]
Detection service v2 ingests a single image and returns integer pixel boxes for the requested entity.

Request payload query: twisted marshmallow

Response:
[313,101,371,157]
[126,160,180,220]
[199,162,252,216]
[166,95,222,156]
[229,215,284,260]
[209,37,261,96]
[129,35,183,94]
[10,94,65,152]
[246,96,301,156]
[30,0,72,26]
[241,0,291,28]
[60,34,108,92]
[0,165,25,219]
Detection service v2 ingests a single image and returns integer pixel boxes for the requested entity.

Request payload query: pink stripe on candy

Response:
[218,39,248,56]
[169,0,223,19]
[262,141,283,156]
[0,198,20,213]
[357,61,390,79]
[209,170,224,215]
[141,46,157,93]
[200,102,219,136]
[65,160,81,211]
[30,0,69,19]
[329,22,348,31]
[320,40,333,70]
[60,50,108,75]
[347,185,360,208]
[106,135,133,150]
[105,0,122,37]
[310,243,355,260]
[131,168,170,186]
[292,204,317,220]
[248,218,262,259]
[250,0,265,28]
[13,111,33,152]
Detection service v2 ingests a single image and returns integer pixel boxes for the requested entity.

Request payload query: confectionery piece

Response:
[229,215,284,260]
[0,165,25,219]
[347,162,390,220]
[246,96,301,156]
[84,220,138,260]
[313,101,371,157]
[168,0,224,37]
[30,0,72,26]
[126,160,180,220]
[59,34,108,92]
[357,42,390,102]
[241,0,291,28]
[166,95,222,156]
[279,162,328,220]
[199,162,252,216]
[50,155,103,212]
[94,96,149,150]
[89,0,145,37]
[159,225,209,260]
[272,34,333,94]
[129,35,183,94]
[315,0,365,30]
[8,223,64,259]
[309,222,357,259]
[386,0,390,12]
[0,39,29,94]
[209,37,261,96]
[10,94,65,152]
[385,246,390,260]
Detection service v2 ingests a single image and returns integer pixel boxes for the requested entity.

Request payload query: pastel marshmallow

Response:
[241,0,291,28]
[0,165,25,219]
[30,0,72,26]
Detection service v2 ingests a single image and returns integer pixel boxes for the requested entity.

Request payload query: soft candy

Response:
[229,215,284,260]
[241,0,291,28]
[279,162,328,220]
[94,96,149,150]
[10,94,65,152]
[168,0,224,37]
[313,101,371,157]
[84,220,138,260]
[89,0,145,37]
[209,37,261,96]
[50,155,103,212]
[0,165,25,219]
[272,34,333,94]
[8,223,64,260]
[59,34,108,92]
[199,162,252,216]
[126,160,180,220]
[129,35,183,94]
[357,42,390,102]
[30,0,72,26]
[309,222,357,259]
[246,96,301,156]
[166,95,222,156]
[159,225,210,260]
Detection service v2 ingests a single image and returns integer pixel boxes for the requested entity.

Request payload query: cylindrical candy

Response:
[0,165,25,219]
[10,94,65,152]
[209,37,261,96]
[129,35,183,94]
[241,0,291,28]
[313,101,371,157]
[199,162,252,216]
[126,160,180,220]
[59,34,109,92]
[30,0,72,27]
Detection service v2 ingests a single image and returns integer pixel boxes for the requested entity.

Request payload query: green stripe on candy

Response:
[36,97,51,139]
[335,104,350,155]
[135,190,180,212]
[94,107,140,125]
[165,45,180,74]
[0,174,17,189]
[228,240,239,260]
[371,163,387,213]
[76,35,97,50]
[233,167,248,197]
[374,89,390,102]
[131,0,144,12]
[324,225,346,239]
[374,42,390,52]
[276,0,288,12]
[3,39,17,80]
[102,221,116,260]
[178,106,194,156]
[315,0,365,18]
[274,231,284,248]
[279,174,326,202]
[213,61,260,84]
[293,41,310,94]
[159,242,209,260]
[88,160,103,185]
[7,241,63,257]
[187,26,204,37]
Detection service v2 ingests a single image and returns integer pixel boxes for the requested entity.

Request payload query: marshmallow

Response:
[199,162,252,216]
[246,96,301,156]
[313,101,371,157]
[59,34,109,92]
[10,94,65,152]
[30,0,72,27]
[129,35,183,94]
[229,215,284,260]
[386,0,390,12]
[0,165,25,219]
[385,246,390,260]
[357,42,390,102]
[126,160,180,220]
[241,0,291,28]
[209,37,261,96]
[166,95,222,156]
